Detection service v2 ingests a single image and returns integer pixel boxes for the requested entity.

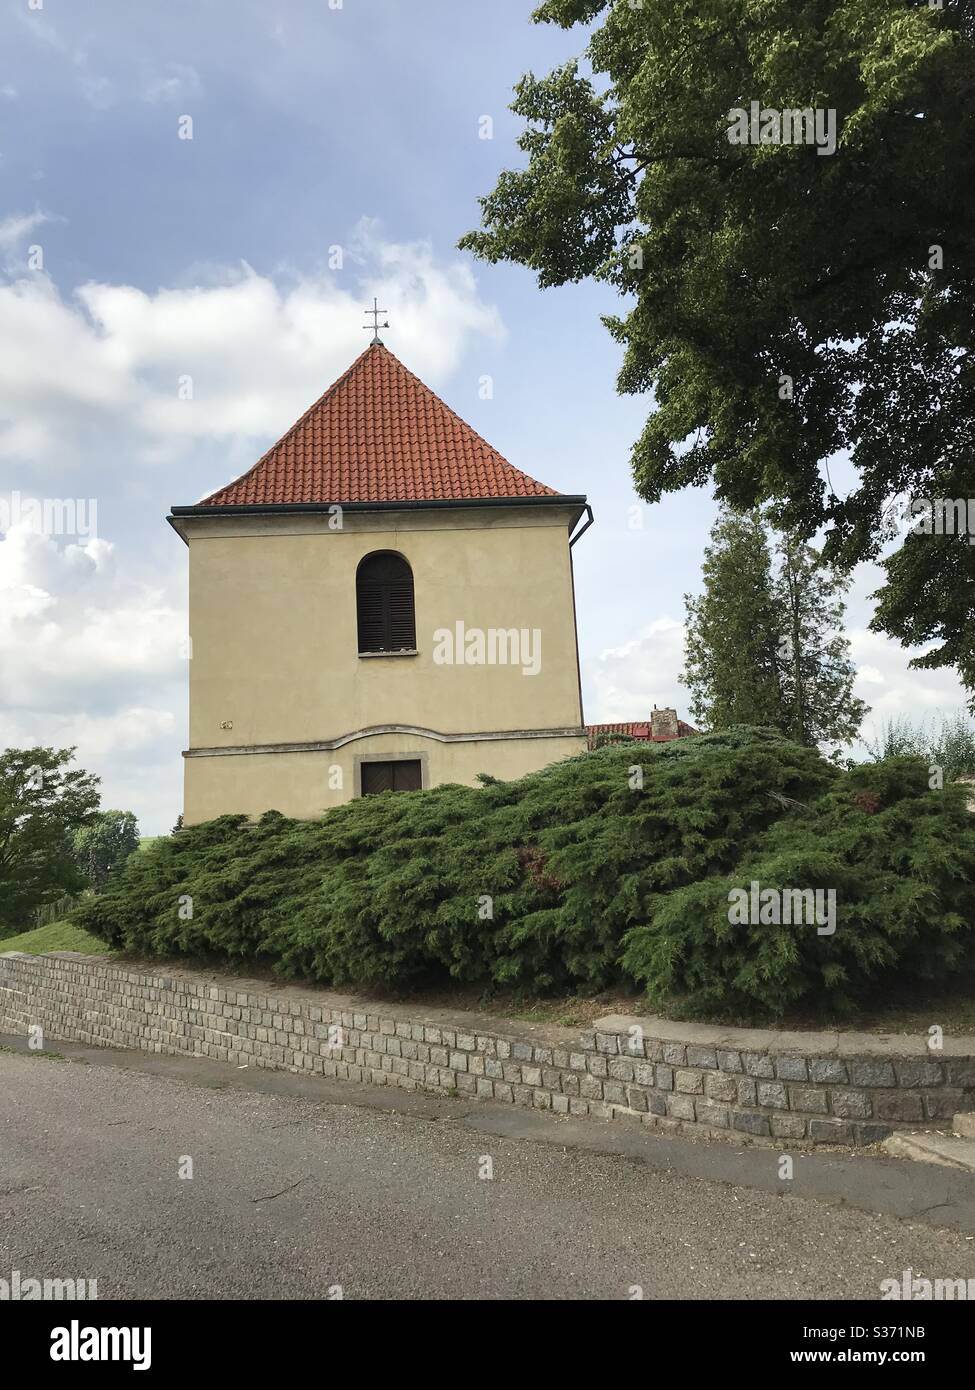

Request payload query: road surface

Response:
[2,1043,975,1300]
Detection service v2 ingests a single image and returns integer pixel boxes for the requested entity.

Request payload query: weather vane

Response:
[363,297,389,344]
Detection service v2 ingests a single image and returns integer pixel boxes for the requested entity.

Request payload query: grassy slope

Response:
[0,921,109,956]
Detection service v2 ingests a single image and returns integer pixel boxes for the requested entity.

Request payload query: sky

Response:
[0,0,966,834]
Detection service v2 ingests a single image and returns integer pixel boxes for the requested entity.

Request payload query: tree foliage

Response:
[864,710,975,780]
[872,514,975,697]
[683,510,867,749]
[683,511,784,731]
[460,0,975,689]
[774,528,868,748]
[0,747,100,932]
[74,810,141,892]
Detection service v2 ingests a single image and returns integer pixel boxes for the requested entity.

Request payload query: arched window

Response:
[356,551,416,654]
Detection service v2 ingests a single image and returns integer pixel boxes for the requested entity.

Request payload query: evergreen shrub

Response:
[73,729,975,1015]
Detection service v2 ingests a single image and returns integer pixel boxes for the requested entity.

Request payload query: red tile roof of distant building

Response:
[586,719,698,751]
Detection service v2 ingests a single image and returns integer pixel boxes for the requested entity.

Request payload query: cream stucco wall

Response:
[183,731,587,823]
[175,504,587,822]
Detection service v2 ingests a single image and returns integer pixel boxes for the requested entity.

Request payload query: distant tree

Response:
[775,533,868,750]
[683,511,784,731]
[171,813,184,835]
[864,712,975,782]
[683,512,867,752]
[0,747,100,933]
[74,810,140,891]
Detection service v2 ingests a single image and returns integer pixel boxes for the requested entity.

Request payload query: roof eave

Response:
[168,494,589,544]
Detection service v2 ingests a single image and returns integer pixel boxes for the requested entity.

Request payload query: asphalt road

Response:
[3,1045,975,1300]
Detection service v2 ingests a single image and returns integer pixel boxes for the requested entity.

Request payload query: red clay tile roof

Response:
[197,341,562,507]
[586,719,698,750]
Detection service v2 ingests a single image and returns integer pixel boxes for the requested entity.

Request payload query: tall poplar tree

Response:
[683,512,867,751]
[775,534,868,748]
[683,512,785,731]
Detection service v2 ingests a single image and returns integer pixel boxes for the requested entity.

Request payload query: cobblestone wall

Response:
[3,950,973,1148]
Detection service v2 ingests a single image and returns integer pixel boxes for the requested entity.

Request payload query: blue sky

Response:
[0,0,964,832]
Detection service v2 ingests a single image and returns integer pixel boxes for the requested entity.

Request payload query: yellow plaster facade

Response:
[173,503,588,821]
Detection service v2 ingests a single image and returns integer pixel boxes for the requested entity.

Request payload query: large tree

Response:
[683,511,867,750]
[461,1,975,689]
[0,747,100,932]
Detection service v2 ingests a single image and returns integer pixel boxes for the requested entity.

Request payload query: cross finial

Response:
[363,296,389,344]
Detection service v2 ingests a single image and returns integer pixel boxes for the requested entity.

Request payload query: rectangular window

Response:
[360,760,422,795]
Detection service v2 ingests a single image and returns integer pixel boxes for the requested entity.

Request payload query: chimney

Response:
[650,707,679,738]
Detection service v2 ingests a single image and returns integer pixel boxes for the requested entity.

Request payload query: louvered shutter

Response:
[385,578,415,650]
[356,552,416,653]
[356,583,387,653]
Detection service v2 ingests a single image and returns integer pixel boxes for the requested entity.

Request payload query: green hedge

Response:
[72,729,975,1016]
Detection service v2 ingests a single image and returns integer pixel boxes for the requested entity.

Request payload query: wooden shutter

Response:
[361,762,395,795]
[361,760,422,795]
[392,760,422,791]
[357,552,416,652]
[356,585,387,653]
[385,579,416,650]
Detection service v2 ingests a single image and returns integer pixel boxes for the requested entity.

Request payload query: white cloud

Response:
[584,616,688,724]
[0,213,46,249]
[0,523,186,830]
[0,210,51,276]
[0,524,184,709]
[849,625,968,735]
[0,221,503,465]
[842,560,970,743]
[0,275,133,458]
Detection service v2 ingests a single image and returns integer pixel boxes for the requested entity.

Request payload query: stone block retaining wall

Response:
[2,951,974,1148]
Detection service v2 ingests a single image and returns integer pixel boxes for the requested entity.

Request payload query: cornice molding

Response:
[184,724,587,758]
